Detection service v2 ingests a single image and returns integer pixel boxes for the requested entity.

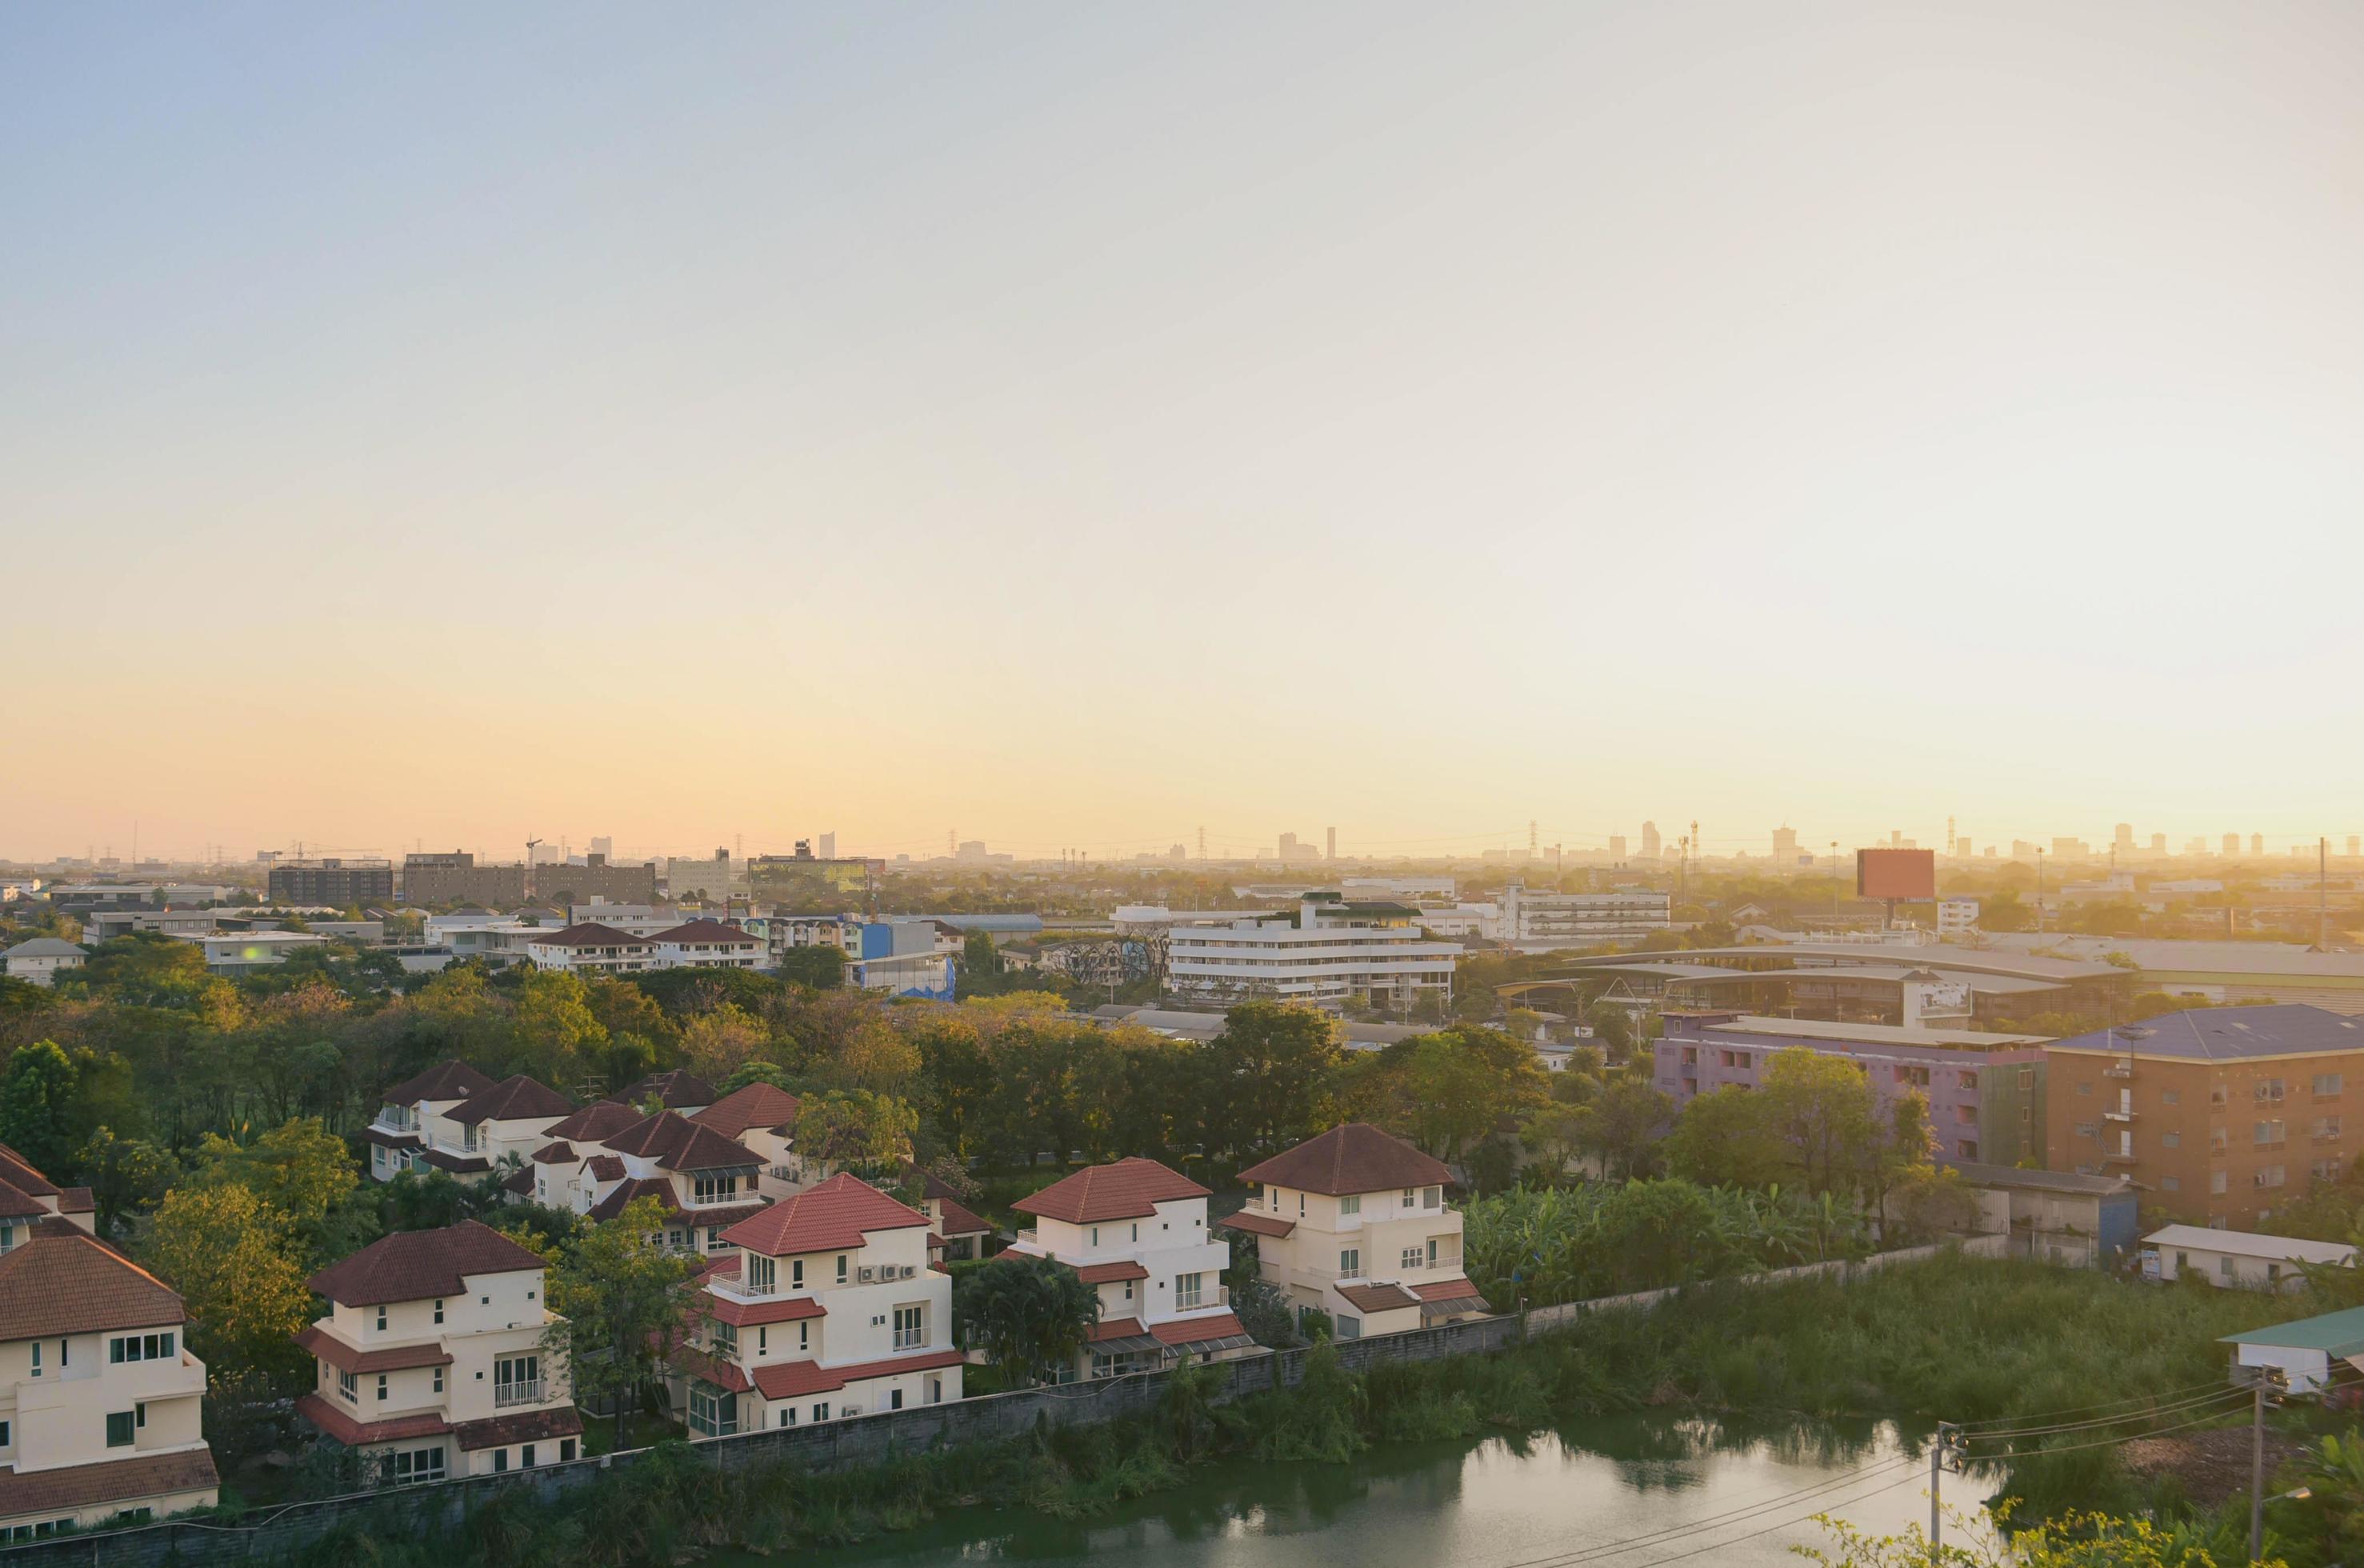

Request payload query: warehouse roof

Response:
[2055,1005,2364,1061]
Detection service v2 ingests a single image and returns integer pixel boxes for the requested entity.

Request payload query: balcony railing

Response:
[1174,1286,1230,1311]
[2102,1151,2138,1166]
[494,1379,543,1408]
[2103,1064,2134,1079]
[2103,1110,2137,1122]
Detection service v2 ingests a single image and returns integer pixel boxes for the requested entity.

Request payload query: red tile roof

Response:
[905,1165,961,1201]
[450,1074,573,1126]
[671,1346,750,1394]
[1214,1210,1295,1238]
[1236,1123,1452,1197]
[530,922,650,949]
[614,1070,717,1109]
[0,1446,218,1519]
[294,1326,454,1375]
[531,1140,577,1164]
[1150,1310,1246,1346]
[306,1220,547,1306]
[934,1196,992,1237]
[584,1154,626,1182]
[750,1347,966,1401]
[454,1406,583,1450]
[0,1179,45,1219]
[0,1230,187,1341]
[1013,1158,1209,1225]
[1414,1277,1483,1302]
[420,1149,491,1174]
[692,1082,802,1140]
[694,1254,742,1284]
[721,1172,927,1256]
[705,1291,829,1329]
[650,920,760,946]
[546,1102,643,1144]
[586,1176,676,1222]
[1074,1259,1150,1285]
[382,1060,498,1107]
[359,1127,422,1150]
[1336,1281,1422,1313]
[602,1110,759,1172]
[58,1186,94,1214]
[0,1142,63,1198]
[1090,1316,1147,1343]
[296,1392,452,1447]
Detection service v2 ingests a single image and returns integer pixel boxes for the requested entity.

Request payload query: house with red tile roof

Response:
[0,1151,218,1538]
[295,1221,581,1482]
[362,1060,498,1182]
[690,1083,802,1198]
[903,1166,994,1264]
[1002,1158,1250,1378]
[1221,1124,1488,1339]
[566,1110,767,1257]
[648,921,765,970]
[524,922,656,975]
[666,1174,961,1437]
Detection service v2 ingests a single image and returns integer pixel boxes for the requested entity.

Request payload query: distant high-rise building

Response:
[1170,843,1188,862]
[2350,837,2360,859]
[1608,834,1628,861]
[2222,833,2242,857]
[1326,826,1337,862]
[2114,823,2135,854]
[1771,826,1798,860]
[2051,837,2088,859]
[1640,822,1662,859]
[1955,836,1975,859]
[2251,834,2266,857]
[2150,834,2167,855]
[2186,837,2209,856]
[2011,840,2041,862]
[590,836,613,859]
[819,832,836,859]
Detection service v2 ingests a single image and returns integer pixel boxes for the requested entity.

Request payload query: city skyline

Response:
[7,3,2362,864]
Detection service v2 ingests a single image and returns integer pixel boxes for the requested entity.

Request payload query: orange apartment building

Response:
[2047,1005,2364,1229]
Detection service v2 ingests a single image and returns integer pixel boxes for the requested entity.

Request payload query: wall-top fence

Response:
[0,1238,1998,1568]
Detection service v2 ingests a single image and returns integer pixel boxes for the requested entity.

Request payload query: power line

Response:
[1962,1385,2249,1441]
[1969,1401,2251,1461]
[1479,1454,1919,1568]
[1954,1375,2233,1430]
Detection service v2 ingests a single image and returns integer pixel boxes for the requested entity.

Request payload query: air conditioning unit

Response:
[858,1266,877,1282]
[899,1265,916,1279]
[840,1404,862,1416]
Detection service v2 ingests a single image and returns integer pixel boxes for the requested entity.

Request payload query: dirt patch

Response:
[2119,1425,2307,1506]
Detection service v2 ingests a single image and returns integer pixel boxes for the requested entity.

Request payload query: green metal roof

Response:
[2220,1305,2364,1355]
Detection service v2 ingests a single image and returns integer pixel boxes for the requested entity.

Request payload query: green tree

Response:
[192,1115,358,1230]
[774,946,845,990]
[1662,1085,1789,1190]
[953,1254,1099,1387]
[1207,1002,1340,1158]
[144,1182,314,1401]
[1583,1002,1635,1058]
[78,1127,178,1235]
[1574,1074,1674,1181]
[718,1058,796,1094]
[794,1089,919,1175]
[1759,1049,1879,1196]
[958,930,1004,980]
[512,969,608,1082]
[910,1011,994,1158]
[0,1041,86,1173]
[542,1194,702,1443]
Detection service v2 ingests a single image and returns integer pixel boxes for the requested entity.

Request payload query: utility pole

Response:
[1927,1421,1962,1551]
[2248,1362,2287,1562]
[2319,836,2329,951]
[2036,848,2046,933]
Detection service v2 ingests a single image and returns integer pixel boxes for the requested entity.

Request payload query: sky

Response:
[4,2,2362,865]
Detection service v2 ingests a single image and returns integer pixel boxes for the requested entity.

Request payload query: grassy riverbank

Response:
[290,1254,2326,1566]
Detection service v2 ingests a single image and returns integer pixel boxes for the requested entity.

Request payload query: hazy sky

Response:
[6,2,2361,863]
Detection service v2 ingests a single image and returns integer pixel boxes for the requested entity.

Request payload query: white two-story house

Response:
[670,1174,962,1437]
[576,1111,768,1255]
[907,1168,994,1265]
[364,1061,498,1183]
[648,920,765,970]
[437,1075,575,1192]
[296,1221,582,1482]
[524,1102,646,1209]
[1003,1157,1250,1378]
[690,1084,805,1198]
[0,1150,217,1539]
[1223,1123,1487,1339]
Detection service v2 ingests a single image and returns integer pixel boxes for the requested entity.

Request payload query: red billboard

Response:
[1856,848,1936,901]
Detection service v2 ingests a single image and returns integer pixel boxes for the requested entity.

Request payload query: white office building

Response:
[1164,895,1457,1010]
[1491,885,1671,950]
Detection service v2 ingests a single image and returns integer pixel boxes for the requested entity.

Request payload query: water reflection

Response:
[711,1410,1961,1568]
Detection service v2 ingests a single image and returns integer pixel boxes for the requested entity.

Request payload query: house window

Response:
[893,1304,926,1350]
[707,1228,733,1251]
[2162,1176,2181,1192]
[2257,1079,2286,1103]
[2254,1166,2286,1189]
[1089,1226,1099,1246]
[2075,1082,2092,1097]
[434,1300,444,1325]
[2318,1117,2343,1139]
[0,1420,10,1448]
[109,1332,176,1363]
[2162,1132,2181,1149]
[688,1384,739,1437]
[710,1321,738,1356]
[494,1355,540,1407]
[1402,1246,1422,1270]
[1422,1186,1442,1209]
[338,1369,359,1403]
[434,1367,444,1394]
[778,1409,797,1428]
[1337,1316,1362,1341]
[790,1258,803,1288]
[1338,1248,1361,1279]
[693,1172,738,1205]
[2255,1121,2286,1146]
[749,1256,776,1293]
[2162,1090,2181,1106]
[375,1306,388,1331]
[1176,1273,1205,1309]
[836,1255,848,1284]
[1339,1195,1360,1217]
[26,1342,36,1378]
[106,1411,135,1448]
[2317,1074,2345,1096]
[798,1322,810,1351]
[813,1402,830,1422]
[391,1446,445,1484]
[493,1448,510,1474]
[2211,1170,2229,1195]
[522,1444,536,1468]
[561,1438,576,1462]
[2219,1254,2236,1278]
[376,1374,389,1402]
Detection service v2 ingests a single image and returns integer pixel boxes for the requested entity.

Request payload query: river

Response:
[712,1412,1982,1568]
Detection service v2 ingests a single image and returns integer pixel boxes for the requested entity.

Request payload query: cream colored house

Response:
[669,1174,962,1436]
[573,1110,769,1257]
[0,1146,218,1539]
[690,1083,805,1199]
[297,1221,582,1482]
[364,1061,498,1182]
[1002,1157,1252,1379]
[1222,1123,1488,1339]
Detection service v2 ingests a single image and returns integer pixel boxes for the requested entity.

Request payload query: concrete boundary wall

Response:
[0,1239,2000,1567]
